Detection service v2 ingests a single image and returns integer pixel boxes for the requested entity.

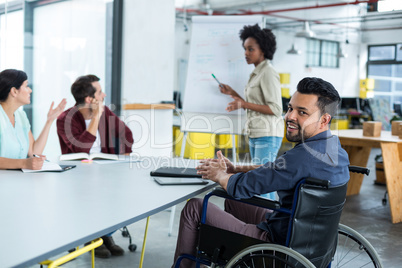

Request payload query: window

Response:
[369,45,395,61]
[367,44,402,107]
[0,7,23,70]
[0,0,121,158]
[306,39,339,68]
[368,0,402,12]
[378,0,402,12]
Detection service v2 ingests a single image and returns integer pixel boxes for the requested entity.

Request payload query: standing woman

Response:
[219,24,284,199]
[0,69,66,170]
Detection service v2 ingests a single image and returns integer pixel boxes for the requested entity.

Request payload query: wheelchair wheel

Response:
[225,243,315,268]
[332,224,383,268]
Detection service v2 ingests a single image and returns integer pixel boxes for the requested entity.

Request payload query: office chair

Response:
[120,226,137,252]
[114,136,137,252]
[175,166,383,268]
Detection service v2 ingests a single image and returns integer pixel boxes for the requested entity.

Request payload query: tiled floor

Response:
[35,148,402,268]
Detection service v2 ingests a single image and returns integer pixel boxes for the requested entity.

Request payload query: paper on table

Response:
[22,161,62,173]
[93,159,142,165]
[59,152,118,161]
[92,155,142,165]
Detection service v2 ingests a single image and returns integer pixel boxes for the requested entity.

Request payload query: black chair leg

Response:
[382,190,388,205]
[121,226,137,252]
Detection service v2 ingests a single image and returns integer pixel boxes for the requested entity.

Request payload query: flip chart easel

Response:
[180,15,266,164]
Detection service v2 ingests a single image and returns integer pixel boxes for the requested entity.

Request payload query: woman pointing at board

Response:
[219,24,284,199]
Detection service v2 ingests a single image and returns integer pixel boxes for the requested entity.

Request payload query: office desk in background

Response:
[0,159,214,268]
[337,129,402,224]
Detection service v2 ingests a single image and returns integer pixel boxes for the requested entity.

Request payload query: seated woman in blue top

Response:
[0,69,66,170]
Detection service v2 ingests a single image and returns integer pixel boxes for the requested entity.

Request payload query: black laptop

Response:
[151,167,207,185]
[150,167,202,178]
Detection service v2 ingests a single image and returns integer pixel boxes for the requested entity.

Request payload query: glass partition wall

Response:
[0,0,115,157]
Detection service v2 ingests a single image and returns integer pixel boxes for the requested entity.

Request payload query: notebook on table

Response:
[22,163,76,173]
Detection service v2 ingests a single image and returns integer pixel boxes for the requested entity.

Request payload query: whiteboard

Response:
[182,15,265,115]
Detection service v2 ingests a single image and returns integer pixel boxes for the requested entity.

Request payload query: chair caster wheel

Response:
[122,230,129,237]
[128,244,137,252]
[382,198,387,205]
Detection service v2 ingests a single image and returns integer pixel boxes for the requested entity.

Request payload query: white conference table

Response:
[0,158,215,268]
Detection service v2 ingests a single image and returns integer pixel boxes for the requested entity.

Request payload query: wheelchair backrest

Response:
[288,180,347,268]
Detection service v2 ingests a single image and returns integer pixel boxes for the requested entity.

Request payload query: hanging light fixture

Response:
[295,21,315,38]
[337,47,348,58]
[287,43,301,55]
[337,38,349,58]
[338,8,350,59]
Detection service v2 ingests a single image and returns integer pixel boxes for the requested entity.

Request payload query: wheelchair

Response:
[175,166,383,268]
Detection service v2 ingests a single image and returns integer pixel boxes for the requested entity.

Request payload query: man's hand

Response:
[221,153,236,173]
[91,98,104,118]
[196,151,232,190]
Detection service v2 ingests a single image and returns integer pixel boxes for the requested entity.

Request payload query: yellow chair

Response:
[331,118,349,130]
[174,129,216,159]
[39,238,102,268]
[215,134,241,161]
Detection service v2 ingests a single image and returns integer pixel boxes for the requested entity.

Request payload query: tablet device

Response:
[153,177,208,186]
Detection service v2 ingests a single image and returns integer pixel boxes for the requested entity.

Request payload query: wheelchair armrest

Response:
[305,177,331,188]
[348,165,370,176]
[207,187,281,210]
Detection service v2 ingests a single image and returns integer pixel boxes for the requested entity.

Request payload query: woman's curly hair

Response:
[239,24,276,60]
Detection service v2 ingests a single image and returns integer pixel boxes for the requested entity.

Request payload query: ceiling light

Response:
[287,44,301,55]
[337,48,348,58]
[295,21,315,38]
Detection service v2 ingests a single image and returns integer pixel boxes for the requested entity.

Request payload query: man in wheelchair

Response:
[172,77,350,268]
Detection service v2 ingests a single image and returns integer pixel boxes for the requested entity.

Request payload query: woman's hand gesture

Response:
[226,96,245,112]
[219,84,235,95]
[47,99,67,122]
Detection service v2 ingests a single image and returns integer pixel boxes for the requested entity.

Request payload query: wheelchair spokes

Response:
[226,244,315,268]
[230,252,295,268]
[332,224,382,268]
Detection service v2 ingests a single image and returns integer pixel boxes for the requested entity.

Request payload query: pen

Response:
[211,73,222,87]
[33,154,49,162]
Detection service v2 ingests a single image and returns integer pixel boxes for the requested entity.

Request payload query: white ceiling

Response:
[175,0,402,41]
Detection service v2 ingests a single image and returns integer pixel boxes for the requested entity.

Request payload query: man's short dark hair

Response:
[71,75,98,105]
[84,74,100,83]
[297,77,341,117]
[239,24,276,60]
